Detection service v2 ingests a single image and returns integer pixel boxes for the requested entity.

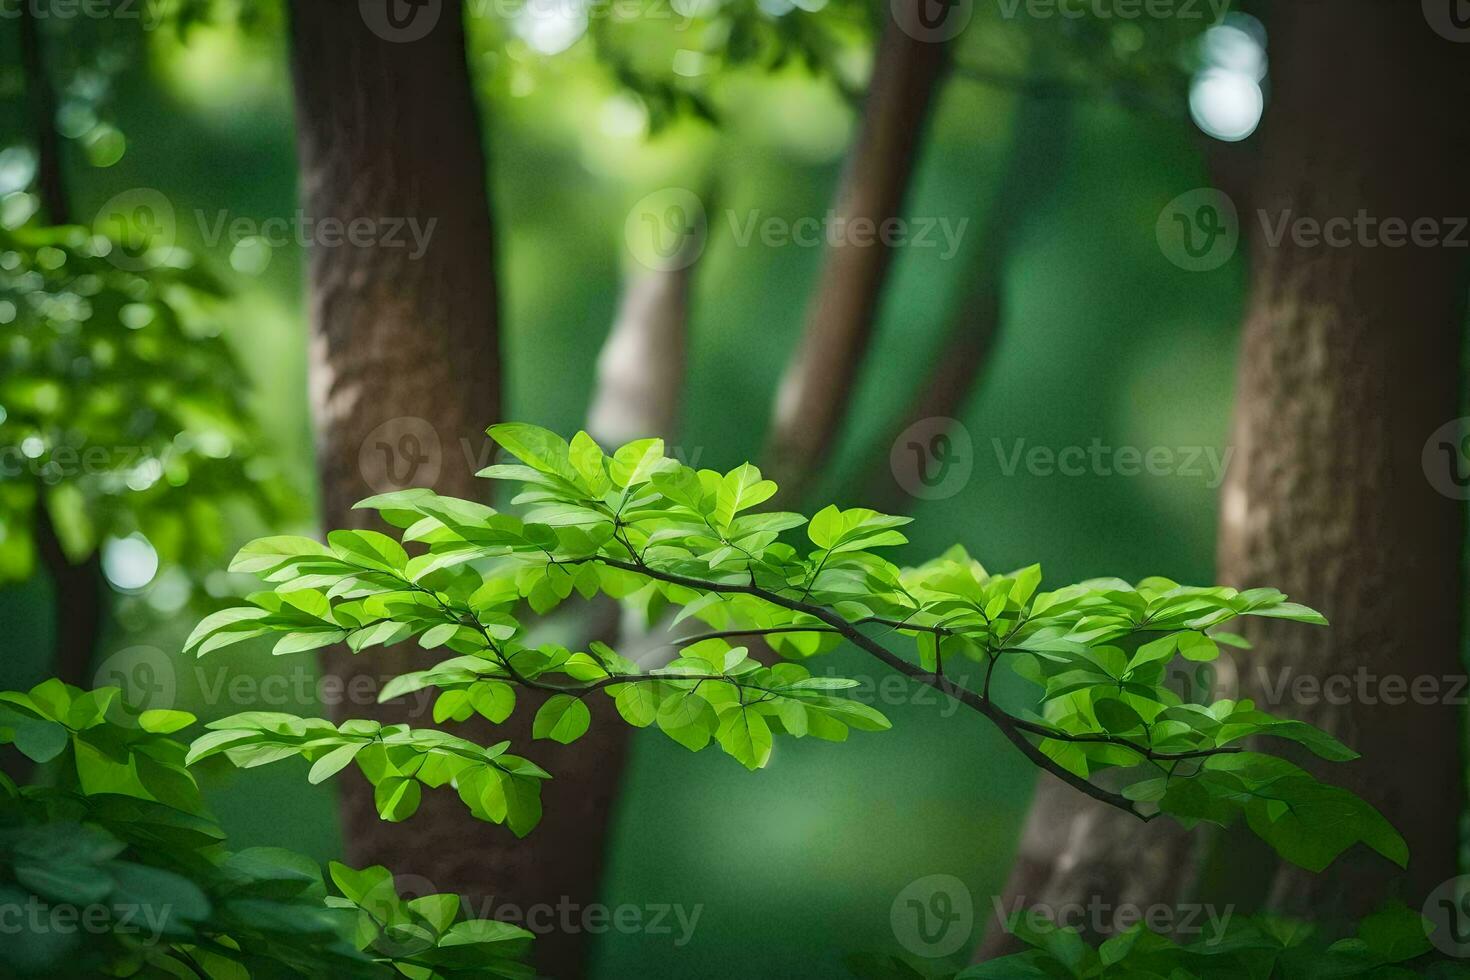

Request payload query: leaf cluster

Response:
[0,680,532,979]
[185,423,1403,877]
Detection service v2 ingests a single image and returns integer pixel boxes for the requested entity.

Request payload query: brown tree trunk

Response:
[32,508,105,688]
[586,262,692,449]
[979,1,1469,958]
[20,2,106,691]
[764,12,951,498]
[287,5,621,975]
[1210,0,1468,919]
[859,89,1072,513]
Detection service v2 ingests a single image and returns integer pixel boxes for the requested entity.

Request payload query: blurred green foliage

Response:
[0,221,289,584]
[0,679,535,977]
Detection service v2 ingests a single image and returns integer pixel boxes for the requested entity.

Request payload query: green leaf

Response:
[328,529,409,574]
[807,505,843,550]
[488,423,578,484]
[612,684,658,728]
[1248,601,1328,626]
[531,695,590,744]
[1094,698,1143,734]
[138,709,197,735]
[569,430,611,496]
[434,690,473,724]
[1178,632,1219,662]
[609,437,666,488]
[469,682,516,724]
[273,630,348,656]
[230,536,332,574]
[713,463,776,531]
[309,743,364,785]
[10,717,69,763]
[716,707,773,770]
[375,777,423,822]
[501,774,543,837]
[330,862,395,906]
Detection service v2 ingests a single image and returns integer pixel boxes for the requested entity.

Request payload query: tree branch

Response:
[538,553,1232,817]
[763,13,951,500]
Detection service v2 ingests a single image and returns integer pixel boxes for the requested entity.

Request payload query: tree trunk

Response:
[1210,0,1468,919]
[286,5,621,974]
[586,262,691,449]
[859,89,1072,513]
[32,507,105,688]
[20,2,106,691]
[979,1,1469,957]
[764,12,951,498]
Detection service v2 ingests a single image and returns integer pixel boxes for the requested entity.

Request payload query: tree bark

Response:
[32,507,105,688]
[20,2,106,691]
[586,262,691,449]
[286,5,619,975]
[978,2,1469,958]
[1210,0,1468,919]
[764,12,951,498]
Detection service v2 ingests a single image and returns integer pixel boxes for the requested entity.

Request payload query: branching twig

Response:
[522,553,1234,818]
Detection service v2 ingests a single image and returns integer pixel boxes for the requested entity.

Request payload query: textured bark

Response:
[286,5,619,975]
[1211,0,1468,918]
[764,14,950,498]
[978,2,1469,959]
